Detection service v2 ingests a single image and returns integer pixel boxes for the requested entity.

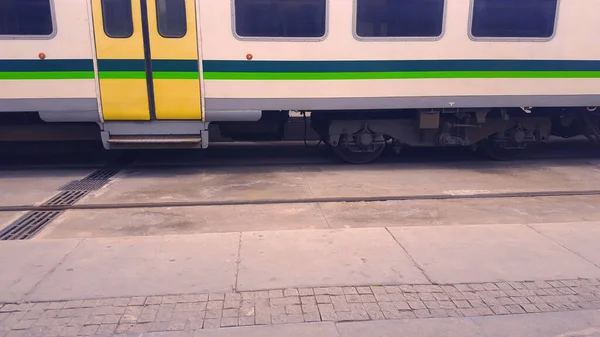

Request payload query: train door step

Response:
[101,121,209,149]
[108,135,202,144]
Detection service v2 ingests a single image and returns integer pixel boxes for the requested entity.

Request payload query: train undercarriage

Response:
[2,107,600,164]
[216,107,600,164]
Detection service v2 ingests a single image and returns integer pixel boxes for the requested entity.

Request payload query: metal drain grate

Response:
[59,180,107,191]
[0,211,63,240]
[0,160,131,240]
[44,190,89,206]
[85,166,123,180]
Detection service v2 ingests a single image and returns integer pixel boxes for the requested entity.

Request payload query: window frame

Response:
[231,0,330,42]
[352,0,447,42]
[468,0,561,42]
[101,0,134,39]
[156,0,188,39]
[0,0,57,40]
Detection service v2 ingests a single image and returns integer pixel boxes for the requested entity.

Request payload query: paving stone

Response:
[238,316,255,326]
[345,295,362,303]
[404,293,420,301]
[511,297,530,305]
[285,305,302,315]
[356,287,372,295]
[301,296,316,305]
[315,295,330,304]
[301,304,318,314]
[373,293,392,302]
[317,304,336,321]
[58,325,80,336]
[429,308,450,318]
[505,304,526,314]
[384,286,401,294]
[62,301,83,310]
[490,305,510,315]
[203,318,221,329]
[414,309,433,318]
[209,294,225,301]
[222,309,238,318]
[46,302,66,311]
[327,287,344,295]
[271,314,303,324]
[220,317,238,327]
[336,311,354,322]
[254,291,269,299]
[270,297,300,306]
[11,319,35,330]
[283,289,299,297]
[268,290,283,298]
[297,289,314,296]
[360,295,376,303]
[418,293,436,301]
[77,325,98,336]
[407,301,425,310]
[206,301,223,311]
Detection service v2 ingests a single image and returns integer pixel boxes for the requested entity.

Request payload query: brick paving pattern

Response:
[1,278,600,336]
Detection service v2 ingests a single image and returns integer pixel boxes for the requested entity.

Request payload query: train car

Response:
[1,0,600,163]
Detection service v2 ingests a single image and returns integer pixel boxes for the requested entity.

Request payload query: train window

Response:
[471,0,558,39]
[156,0,187,38]
[234,0,327,39]
[355,0,445,38]
[101,0,134,38]
[0,0,54,37]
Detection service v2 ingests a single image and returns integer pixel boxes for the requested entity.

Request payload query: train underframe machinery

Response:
[217,106,600,164]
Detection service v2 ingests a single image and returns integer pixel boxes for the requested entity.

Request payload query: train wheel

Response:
[332,138,386,164]
[475,139,524,161]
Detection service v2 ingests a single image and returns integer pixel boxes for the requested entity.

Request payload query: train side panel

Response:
[198,0,600,114]
[0,0,99,122]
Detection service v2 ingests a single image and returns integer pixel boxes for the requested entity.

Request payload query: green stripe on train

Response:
[203,71,600,80]
[98,71,146,79]
[0,71,94,80]
[153,72,200,79]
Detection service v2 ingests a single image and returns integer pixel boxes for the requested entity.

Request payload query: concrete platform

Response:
[337,311,600,337]
[236,228,430,291]
[37,203,329,239]
[301,159,600,199]
[388,224,600,283]
[337,317,487,337]
[1,223,600,303]
[0,239,81,302]
[74,159,600,206]
[532,222,600,267]
[81,166,313,205]
[192,322,339,337]
[27,234,240,301]
[319,195,600,228]
[34,195,600,239]
[0,169,92,206]
[471,310,600,337]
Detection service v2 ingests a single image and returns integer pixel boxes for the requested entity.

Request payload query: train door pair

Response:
[91,0,202,121]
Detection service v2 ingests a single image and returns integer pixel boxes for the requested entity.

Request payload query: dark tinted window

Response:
[471,0,558,38]
[0,0,53,36]
[101,0,134,38]
[156,0,187,38]
[234,0,326,38]
[356,0,445,38]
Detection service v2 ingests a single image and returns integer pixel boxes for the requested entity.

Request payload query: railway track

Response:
[2,189,600,213]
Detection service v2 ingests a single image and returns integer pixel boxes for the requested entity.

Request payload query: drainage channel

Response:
[0,161,130,240]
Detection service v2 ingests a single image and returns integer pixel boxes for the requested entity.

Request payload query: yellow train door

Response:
[91,0,202,121]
